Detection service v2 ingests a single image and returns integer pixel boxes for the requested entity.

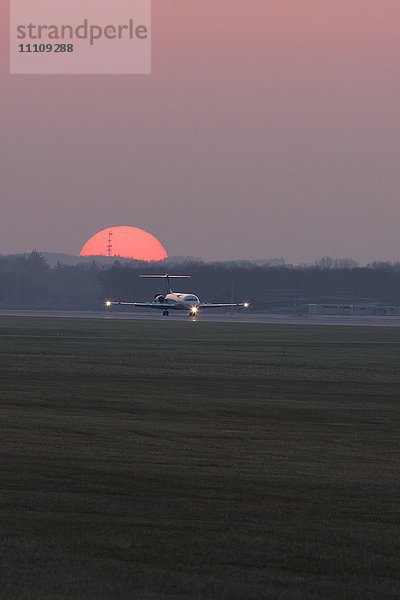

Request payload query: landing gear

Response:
[163,310,169,317]
[189,311,196,318]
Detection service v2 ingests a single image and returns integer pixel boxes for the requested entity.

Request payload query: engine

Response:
[154,294,165,303]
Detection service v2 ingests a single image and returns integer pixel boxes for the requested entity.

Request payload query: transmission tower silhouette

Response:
[106,231,113,256]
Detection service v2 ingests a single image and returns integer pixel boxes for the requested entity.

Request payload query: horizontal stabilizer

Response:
[140,273,191,292]
[139,274,191,279]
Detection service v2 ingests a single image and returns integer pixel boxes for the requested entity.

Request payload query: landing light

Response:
[244,302,250,309]
[105,300,112,308]
[191,306,198,313]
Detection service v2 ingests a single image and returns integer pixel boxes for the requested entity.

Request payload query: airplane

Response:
[105,274,250,317]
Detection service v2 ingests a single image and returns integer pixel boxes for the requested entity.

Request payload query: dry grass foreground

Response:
[0,316,399,599]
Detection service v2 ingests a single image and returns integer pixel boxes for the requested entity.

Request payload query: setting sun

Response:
[80,226,168,261]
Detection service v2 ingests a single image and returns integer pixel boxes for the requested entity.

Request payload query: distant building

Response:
[308,304,400,316]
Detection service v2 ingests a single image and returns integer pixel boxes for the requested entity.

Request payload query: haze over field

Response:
[1,1,400,262]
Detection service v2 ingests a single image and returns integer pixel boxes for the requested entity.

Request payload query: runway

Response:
[1,309,400,327]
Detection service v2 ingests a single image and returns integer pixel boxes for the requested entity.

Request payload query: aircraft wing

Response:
[198,303,249,309]
[106,301,176,309]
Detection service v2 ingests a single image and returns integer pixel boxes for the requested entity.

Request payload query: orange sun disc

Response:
[80,226,168,261]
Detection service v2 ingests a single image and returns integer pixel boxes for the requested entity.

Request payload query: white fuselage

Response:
[163,292,200,310]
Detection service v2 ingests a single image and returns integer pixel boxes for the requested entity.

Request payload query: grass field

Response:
[0,316,399,599]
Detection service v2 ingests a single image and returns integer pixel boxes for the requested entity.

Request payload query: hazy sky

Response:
[1,0,400,263]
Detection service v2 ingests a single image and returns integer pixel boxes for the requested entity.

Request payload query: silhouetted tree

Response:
[0,254,400,311]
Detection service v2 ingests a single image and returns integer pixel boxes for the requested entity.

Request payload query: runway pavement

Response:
[1,309,400,327]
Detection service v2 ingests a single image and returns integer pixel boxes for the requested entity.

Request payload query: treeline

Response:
[1,251,400,312]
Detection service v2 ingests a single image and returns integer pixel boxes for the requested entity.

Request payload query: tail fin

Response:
[140,274,191,293]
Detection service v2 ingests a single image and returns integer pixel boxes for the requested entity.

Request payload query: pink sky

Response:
[1,0,400,262]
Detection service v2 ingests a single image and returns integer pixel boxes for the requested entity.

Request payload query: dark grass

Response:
[0,316,399,599]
